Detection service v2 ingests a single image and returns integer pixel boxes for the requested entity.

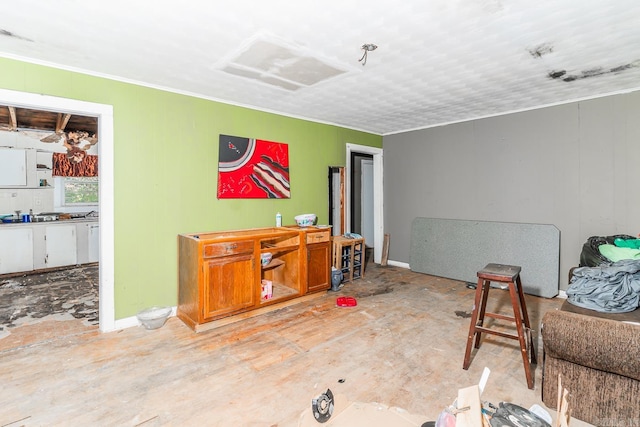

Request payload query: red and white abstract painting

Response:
[217,134,291,199]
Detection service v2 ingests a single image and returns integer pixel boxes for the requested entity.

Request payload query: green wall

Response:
[0,57,382,319]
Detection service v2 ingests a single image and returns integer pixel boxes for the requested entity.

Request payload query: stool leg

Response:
[508,282,534,389]
[463,277,484,370]
[474,279,491,349]
[515,275,537,364]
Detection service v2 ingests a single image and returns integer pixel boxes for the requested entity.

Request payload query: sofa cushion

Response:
[541,309,640,381]
[542,355,640,426]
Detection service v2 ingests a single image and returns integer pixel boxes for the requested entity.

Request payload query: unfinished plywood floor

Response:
[0,265,99,351]
[0,264,592,426]
[0,265,99,330]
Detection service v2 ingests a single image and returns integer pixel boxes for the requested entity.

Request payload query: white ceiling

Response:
[1,0,639,135]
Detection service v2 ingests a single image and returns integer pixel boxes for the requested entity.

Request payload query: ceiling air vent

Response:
[218,37,349,91]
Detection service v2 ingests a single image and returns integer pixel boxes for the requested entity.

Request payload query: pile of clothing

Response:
[568,258,640,313]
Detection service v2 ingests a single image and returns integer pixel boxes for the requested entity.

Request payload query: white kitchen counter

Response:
[0,219,99,274]
[0,217,98,228]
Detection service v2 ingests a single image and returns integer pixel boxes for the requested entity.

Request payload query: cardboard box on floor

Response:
[298,392,430,427]
[298,369,488,427]
[297,387,483,427]
[455,385,483,427]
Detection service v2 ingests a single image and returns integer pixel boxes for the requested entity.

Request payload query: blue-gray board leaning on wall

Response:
[409,218,560,298]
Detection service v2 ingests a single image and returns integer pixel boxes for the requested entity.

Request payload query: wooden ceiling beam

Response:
[0,106,12,131]
[55,113,71,134]
[0,106,96,134]
[8,106,17,131]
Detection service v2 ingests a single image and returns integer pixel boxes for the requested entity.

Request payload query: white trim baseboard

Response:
[112,306,177,331]
[385,261,568,300]
[387,260,410,269]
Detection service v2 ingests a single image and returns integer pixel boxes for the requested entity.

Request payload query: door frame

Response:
[328,166,345,236]
[345,143,383,263]
[360,158,374,246]
[0,88,116,332]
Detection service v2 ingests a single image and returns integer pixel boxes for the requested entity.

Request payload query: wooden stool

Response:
[462,263,537,389]
[331,236,365,283]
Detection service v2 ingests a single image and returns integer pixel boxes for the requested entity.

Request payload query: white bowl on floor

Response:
[136,306,172,330]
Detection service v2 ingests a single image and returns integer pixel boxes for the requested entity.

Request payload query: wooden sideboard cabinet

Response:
[178,226,331,331]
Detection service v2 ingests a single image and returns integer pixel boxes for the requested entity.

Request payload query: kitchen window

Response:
[52,152,99,208]
[62,176,99,205]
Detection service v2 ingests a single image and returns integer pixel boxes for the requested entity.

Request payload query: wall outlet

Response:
[11,192,17,197]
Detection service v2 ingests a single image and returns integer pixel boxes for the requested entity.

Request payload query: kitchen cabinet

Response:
[179,233,260,329]
[288,226,331,294]
[87,223,99,263]
[178,226,328,332]
[73,221,99,265]
[45,225,77,268]
[306,242,331,293]
[203,242,255,319]
[0,220,97,274]
[0,148,27,186]
[258,230,301,303]
[0,228,34,274]
[0,148,39,188]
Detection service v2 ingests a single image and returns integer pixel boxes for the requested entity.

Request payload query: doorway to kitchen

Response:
[0,88,115,333]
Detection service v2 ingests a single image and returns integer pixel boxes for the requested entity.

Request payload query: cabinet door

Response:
[203,254,255,319]
[0,149,27,186]
[88,224,100,263]
[307,242,330,293]
[45,225,77,268]
[0,228,34,274]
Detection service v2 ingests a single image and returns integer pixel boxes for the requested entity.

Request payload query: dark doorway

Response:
[350,152,373,239]
[350,152,374,267]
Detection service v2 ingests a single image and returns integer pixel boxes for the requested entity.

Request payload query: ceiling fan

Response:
[40,113,98,163]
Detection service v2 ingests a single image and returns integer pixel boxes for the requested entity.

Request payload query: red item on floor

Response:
[336,296,357,307]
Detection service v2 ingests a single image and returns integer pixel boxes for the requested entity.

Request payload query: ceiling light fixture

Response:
[358,43,378,66]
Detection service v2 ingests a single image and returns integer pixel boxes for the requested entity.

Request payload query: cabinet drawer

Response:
[307,231,330,244]
[203,241,254,258]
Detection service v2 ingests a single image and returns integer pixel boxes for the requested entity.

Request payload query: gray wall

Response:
[383,90,640,289]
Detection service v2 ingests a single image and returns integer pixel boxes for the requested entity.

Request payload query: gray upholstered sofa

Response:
[541,309,640,426]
